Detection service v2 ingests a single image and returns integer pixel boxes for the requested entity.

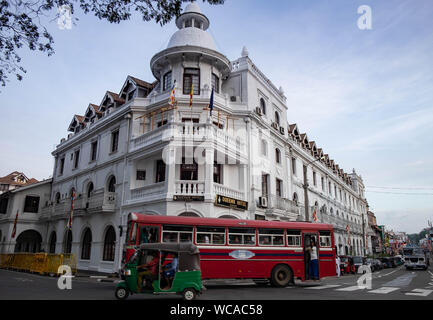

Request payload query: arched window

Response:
[81,228,92,260]
[107,176,116,192]
[55,192,61,204]
[64,229,72,254]
[49,231,56,254]
[260,98,266,115]
[275,111,280,125]
[275,148,281,164]
[293,193,298,205]
[103,226,116,261]
[87,182,94,198]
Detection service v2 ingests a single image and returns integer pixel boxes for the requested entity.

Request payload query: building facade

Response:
[0,3,368,273]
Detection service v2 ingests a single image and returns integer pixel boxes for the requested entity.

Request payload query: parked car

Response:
[365,258,376,272]
[380,257,392,268]
[352,256,367,273]
[374,259,384,270]
[339,255,355,274]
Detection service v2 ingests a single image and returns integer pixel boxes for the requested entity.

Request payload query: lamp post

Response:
[303,156,324,222]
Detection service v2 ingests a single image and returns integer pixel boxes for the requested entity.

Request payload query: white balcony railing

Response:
[175,180,205,196]
[214,183,245,200]
[130,182,166,201]
[270,196,300,214]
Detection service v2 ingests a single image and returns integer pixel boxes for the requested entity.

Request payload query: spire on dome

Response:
[175,1,210,31]
[241,46,249,57]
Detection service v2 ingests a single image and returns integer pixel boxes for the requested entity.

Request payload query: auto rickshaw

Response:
[115,243,203,300]
[339,255,355,275]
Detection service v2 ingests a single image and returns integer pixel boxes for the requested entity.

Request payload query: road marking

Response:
[428,271,433,277]
[335,285,364,292]
[306,284,341,290]
[368,287,399,294]
[405,289,433,297]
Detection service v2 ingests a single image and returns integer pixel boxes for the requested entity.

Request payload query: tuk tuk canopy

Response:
[134,243,201,272]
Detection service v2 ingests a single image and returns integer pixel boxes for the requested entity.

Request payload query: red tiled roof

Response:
[0,172,38,187]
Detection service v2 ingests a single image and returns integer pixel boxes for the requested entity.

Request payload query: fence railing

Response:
[0,253,77,275]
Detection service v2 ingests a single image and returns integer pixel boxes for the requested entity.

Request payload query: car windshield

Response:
[353,257,363,263]
[340,257,348,262]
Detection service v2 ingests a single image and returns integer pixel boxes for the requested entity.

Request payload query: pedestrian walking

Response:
[336,255,341,277]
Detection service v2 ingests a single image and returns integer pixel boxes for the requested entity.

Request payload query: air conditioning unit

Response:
[259,196,268,208]
[279,127,285,135]
[255,107,262,116]
[271,122,279,130]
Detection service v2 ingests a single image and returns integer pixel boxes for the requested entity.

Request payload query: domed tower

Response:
[150,2,231,98]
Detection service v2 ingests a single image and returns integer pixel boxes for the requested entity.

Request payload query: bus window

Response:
[139,226,160,244]
[162,225,193,243]
[196,226,226,245]
[319,231,332,247]
[286,230,301,247]
[228,228,256,245]
[258,229,284,246]
[130,223,138,245]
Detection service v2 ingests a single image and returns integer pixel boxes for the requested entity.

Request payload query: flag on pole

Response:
[11,210,19,238]
[68,190,75,229]
[189,84,194,108]
[312,208,318,222]
[168,80,176,106]
[209,88,214,117]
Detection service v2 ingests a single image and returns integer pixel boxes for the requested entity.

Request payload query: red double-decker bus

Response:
[123,213,336,286]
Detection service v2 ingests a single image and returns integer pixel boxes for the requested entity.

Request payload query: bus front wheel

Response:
[270,265,293,287]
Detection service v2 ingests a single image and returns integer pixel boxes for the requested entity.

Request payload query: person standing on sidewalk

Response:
[336,254,341,277]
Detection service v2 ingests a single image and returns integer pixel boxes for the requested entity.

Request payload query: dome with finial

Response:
[167,1,215,50]
[241,46,249,57]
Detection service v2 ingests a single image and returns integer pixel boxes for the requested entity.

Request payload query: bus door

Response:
[303,232,319,280]
[318,231,335,278]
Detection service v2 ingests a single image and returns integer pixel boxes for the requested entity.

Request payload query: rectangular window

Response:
[196,226,226,245]
[90,141,97,161]
[157,120,168,128]
[319,231,332,247]
[321,177,324,191]
[136,170,146,181]
[0,198,9,214]
[276,178,282,197]
[24,196,40,213]
[180,158,198,181]
[313,171,317,186]
[228,228,256,245]
[111,130,119,153]
[292,158,297,175]
[183,68,200,95]
[329,182,332,195]
[163,71,172,91]
[213,162,222,184]
[73,150,80,169]
[258,229,284,246]
[59,158,65,175]
[261,174,269,197]
[155,160,166,183]
[211,73,220,94]
[286,230,301,247]
[162,225,193,243]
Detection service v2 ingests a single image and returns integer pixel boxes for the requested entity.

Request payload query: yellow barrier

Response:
[0,253,77,275]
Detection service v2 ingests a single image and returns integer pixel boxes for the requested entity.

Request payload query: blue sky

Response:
[1,0,432,233]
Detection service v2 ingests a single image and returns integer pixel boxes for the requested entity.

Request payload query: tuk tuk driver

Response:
[162,253,178,290]
[137,251,159,291]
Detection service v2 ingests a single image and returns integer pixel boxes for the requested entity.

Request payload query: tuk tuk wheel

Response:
[182,288,197,301]
[115,287,129,300]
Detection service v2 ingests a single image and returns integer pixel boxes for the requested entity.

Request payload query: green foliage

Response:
[0,0,224,88]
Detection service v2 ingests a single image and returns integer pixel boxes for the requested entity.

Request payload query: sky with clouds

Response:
[1,0,432,233]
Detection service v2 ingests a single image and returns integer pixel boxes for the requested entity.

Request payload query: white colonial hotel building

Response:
[0,3,369,273]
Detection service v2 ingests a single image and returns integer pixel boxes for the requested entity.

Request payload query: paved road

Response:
[0,265,432,300]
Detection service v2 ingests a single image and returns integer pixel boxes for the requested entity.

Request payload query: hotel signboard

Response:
[215,195,248,211]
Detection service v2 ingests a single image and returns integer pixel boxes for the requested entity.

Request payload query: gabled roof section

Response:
[100,91,125,111]
[309,141,317,153]
[0,171,38,187]
[119,76,155,100]
[84,103,102,120]
[68,115,85,132]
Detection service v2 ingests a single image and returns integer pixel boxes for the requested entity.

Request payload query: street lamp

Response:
[303,156,325,222]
